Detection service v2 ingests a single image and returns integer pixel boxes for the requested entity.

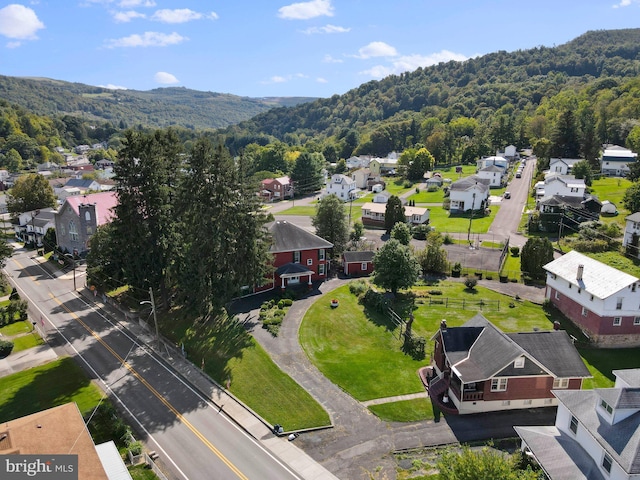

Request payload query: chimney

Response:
[577,264,584,281]
[440,319,447,331]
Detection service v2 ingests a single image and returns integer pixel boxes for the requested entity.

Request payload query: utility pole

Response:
[467,192,476,247]
[141,288,161,351]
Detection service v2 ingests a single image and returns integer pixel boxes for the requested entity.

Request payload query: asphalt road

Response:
[3,247,302,480]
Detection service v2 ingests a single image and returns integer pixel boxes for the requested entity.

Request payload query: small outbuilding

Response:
[600,200,618,215]
[343,251,375,276]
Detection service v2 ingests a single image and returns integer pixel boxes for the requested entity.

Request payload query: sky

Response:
[0,0,639,99]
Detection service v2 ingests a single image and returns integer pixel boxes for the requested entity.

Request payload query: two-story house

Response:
[13,208,56,247]
[543,173,586,198]
[260,176,293,202]
[351,167,384,191]
[476,165,504,188]
[601,145,638,177]
[325,174,358,201]
[544,250,640,347]
[516,368,640,480]
[476,155,508,171]
[549,158,583,175]
[428,314,590,415]
[448,176,490,213]
[622,212,640,259]
[55,191,118,255]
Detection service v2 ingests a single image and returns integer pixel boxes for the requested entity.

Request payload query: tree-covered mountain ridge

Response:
[0,75,316,130]
[223,28,640,151]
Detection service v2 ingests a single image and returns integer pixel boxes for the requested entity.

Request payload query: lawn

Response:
[276,206,317,216]
[385,178,414,196]
[368,398,434,422]
[12,331,45,352]
[429,206,499,234]
[0,357,104,422]
[407,188,445,204]
[501,253,521,279]
[589,177,633,229]
[160,310,330,431]
[0,320,31,336]
[581,251,640,277]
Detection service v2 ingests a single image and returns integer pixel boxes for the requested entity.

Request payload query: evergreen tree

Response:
[385,195,405,234]
[312,194,349,256]
[521,237,554,280]
[551,109,580,158]
[291,152,324,195]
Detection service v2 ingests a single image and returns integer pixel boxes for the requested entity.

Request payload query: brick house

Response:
[428,314,590,415]
[255,221,333,292]
[342,251,375,276]
[260,176,293,202]
[516,368,640,480]
[544,250,640,347]
[54,191,118,255]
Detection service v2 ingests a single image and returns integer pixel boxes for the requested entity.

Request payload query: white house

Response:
[544,250,640,347]
[515,368,640,480]
[325,174,358,201]
[361,202,429,228]
[346,156,370,170]
[549,158,583,175]
[448,176,490,213]
[623,212,640,259]
[476,165,504,188]
[496,145,518,160]
[477,155,508,171]
[534,180,546,199]
[601,145,638,177]
[14,208,56,247]
[372,191,391,203]
[543,174,586,199]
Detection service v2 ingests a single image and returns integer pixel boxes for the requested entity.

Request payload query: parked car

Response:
[515,172,522,178]
[503,191,511,199]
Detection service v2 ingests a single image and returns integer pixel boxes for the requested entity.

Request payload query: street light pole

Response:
[141,287,161,351]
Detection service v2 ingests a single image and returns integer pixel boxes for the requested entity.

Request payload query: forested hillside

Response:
[0,76,315,130]
[221,28,640,164]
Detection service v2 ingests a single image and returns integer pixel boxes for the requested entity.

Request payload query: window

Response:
[293,251,301,263]
[602,452,613,474]
[616,297,623,310]
[68,221,78,242]
[613,317,622,327]
[514,356,525,368]
[601,399,613,415]
[491,378,508,392]
[361,262,367,271]
[523,399,532,405]
[554,378,569,389]
[318,264,325,275]
[307,258,313,266]
[582,307,588,317]
[555,291,560,300]
[318,249,325,261]
[591,295,594,301]
[86,226,93,235]
[84,211,91,221]
[568,283,572,289]
[634,316,640,326]
[570,415,579,434]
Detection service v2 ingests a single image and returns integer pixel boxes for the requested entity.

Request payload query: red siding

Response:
[255,248,329,292]
[344,261,373,276]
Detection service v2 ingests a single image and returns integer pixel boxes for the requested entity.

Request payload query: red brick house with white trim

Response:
[428,314,590,415]
[544,250,640,347]
[260,176,293,202]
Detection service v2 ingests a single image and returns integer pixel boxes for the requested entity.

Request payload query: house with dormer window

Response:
[516,368,640,480]
[428,314,590,415]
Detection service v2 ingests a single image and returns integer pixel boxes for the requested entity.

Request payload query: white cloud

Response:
[278,0,333,20]
[323,54,343,63]
[360,50,469,79]
[270,76,287,83]
[316,77,328,83]
[6,40,21,48]
[113,10,146,22]
[612,0,632,7]
[105,31,187,48]
[0,4,45,40]
[154,71,179,84]
[151,9,204,23]
[302,24,349,34]
[119,0,156,7]
[99,83,129,90]
[357,41,397,59]
[262,73,308,84]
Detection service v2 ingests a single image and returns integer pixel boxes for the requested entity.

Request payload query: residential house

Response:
[542,173,586,198]
[622,212,640,259]
[601,145,638,177]
[0,195,7,214]
[477,155,508,171]
[370,154,398,174]
[448,175,490,213]
[0,403,114,480]
[55,191,118,255]
[544,250,640,347]
[515,368,640,480]
[496,145,519,161]
[74,144,91,154]
[260,176,293,202]
[549,158,583,175]
[64,178,102,193]
[428,314,590,415]
[13,208,56,247]
[477,165,504,188]
[325,174,358,201]
[343,251,375,276]
[536,195,601,232]
[254,220,332,292]
[351,168,384,191]
[425,173,443,188]
[95,159,115,170]
[360,202,429,228]
[372,191,391,203]
[346,156,370,170]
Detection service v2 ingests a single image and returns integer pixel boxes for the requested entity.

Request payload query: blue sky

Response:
[0,0,639,99]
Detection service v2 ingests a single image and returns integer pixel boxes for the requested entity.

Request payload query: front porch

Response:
[419,366,485,415]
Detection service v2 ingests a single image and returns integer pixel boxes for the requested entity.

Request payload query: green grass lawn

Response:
[407,188,445,204]
[161,310,330,431]
[429,207,499,234]
[500,253,521,278]
[0,357,104,422]
[589,177,633,229]
[368,398,434,422]
[276,206,317,216]
[12,332,45,352]
[385,178,413,196]
[0,320,31,336]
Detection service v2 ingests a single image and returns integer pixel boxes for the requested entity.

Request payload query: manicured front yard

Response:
[368,398,434,422]
[428,206,499,234]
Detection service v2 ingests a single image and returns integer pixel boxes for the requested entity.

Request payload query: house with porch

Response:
[515,368,640,480]
[428,314,590,415]
[601,145,638,177]
[549,158,583,175]
[342,251,375,276]
[360,202,429,228]
[255,220,333,292]
[476,165,504,188]
[622,212,640,259]
[260,176,293,202]
[542,173,586,198]
[13,208,56,247]
[448,176,490,213]
[325,174,358,201]
[544,250,640,347]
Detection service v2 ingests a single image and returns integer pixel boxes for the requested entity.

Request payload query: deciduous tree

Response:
[372,239,420,294]
[521,237,554,280]
[391,222,412,246]
[623,182,640,213]
[312,194,349,256]
[7,173,56,214]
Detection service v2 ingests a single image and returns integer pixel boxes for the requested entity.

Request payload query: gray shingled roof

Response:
[554,389,640,474]
[268,221,333,253]
[595,388,640,409]
[343,251,375,263]
[613,369,640,387]
[514,426,604,480]
[626,212,640,223]
[449,175,490,193]
[275,263,314,276]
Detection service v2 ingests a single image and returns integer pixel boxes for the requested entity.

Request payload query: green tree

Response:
[623,182,640,213]
[372,239,420,294]
[391,222,412,246]
[578,104,600,170]
[291,152,324,195]
[7,173,56,214]
[437,445,538,480]
[551,109,580,158]
[521,237,554,280]
[175,139,273,317]
[86,224,127,291]
[4,148,23,172]
[384,195,405,234]
[415,231,449,275]
[0,239,12,269]
[571,160,593,186]
[350,221,365,244]
[312,194,349,256]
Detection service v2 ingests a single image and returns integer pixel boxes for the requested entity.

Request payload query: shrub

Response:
[442,198,451,210]
[510,246,520,257]
[485,275,493,280]
[349,280,368,297]
[403,180,413,188]
[9,288,19,301]
[272,309,286,317]
[510,278,518,283]
[415,187,420,194]
[282,298,293,307]
[452,262,462,271]
[464,277,478,290]
[361,288,389,313]
[277,300,285,309]
[0,339,14,358]
[428,290,443,295]
[443,234,454,245]
[412,224,431,240]
[128,440,143,456]
[572,239,610,253]
[427,185,440,192]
